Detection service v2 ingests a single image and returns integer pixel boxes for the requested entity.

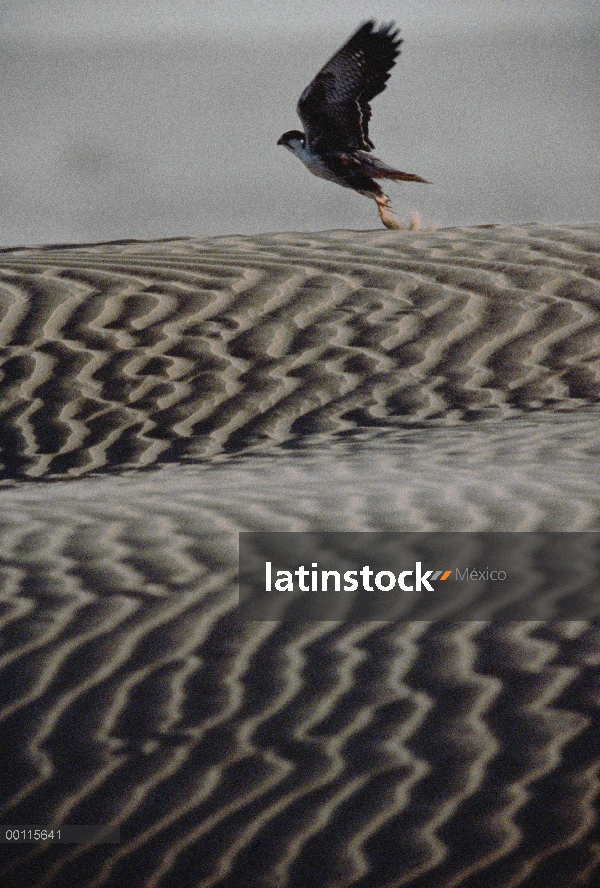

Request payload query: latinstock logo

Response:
[265,561,454,594]
[238,532,595,622]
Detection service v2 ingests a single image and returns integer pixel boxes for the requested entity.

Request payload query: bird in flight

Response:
[277,21,428,230]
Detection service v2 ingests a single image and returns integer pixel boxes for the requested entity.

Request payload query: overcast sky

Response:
[2,0,598,41]
[1,1,598,241]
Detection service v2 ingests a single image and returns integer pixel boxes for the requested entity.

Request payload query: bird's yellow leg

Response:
[374,194,402,230]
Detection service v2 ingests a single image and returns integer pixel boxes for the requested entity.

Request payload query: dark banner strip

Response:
[238,532,600,620]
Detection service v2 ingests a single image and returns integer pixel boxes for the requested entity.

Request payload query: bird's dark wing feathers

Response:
[297,21,402,154]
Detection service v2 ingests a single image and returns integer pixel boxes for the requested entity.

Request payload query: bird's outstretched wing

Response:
[297,21,402,154]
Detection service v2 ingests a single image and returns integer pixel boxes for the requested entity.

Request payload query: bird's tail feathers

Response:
[380,170,430,183]
[363,154,430,183]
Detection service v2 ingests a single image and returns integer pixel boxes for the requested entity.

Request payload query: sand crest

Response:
[0,223,598,478]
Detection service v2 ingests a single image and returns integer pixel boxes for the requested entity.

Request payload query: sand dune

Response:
[1,223,599,478]
[1,225,600,887]
[1,616,599,887]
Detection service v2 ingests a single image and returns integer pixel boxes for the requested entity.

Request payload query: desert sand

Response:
[1,224,600,887]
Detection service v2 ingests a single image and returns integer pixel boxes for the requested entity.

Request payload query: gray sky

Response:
[2,0,598,41]
[1,1,598,242]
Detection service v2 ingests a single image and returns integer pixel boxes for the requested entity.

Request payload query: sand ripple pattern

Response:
[0,224,599,478]
[1,602,599,888]
[1,226,600,887]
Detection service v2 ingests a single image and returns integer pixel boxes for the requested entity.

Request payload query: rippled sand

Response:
[1,223,599,477]
[1,225,599,887]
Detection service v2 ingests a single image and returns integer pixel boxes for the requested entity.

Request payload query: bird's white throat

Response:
[288,141,341,185]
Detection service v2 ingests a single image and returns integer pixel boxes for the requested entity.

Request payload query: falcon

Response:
[277,20,429,230]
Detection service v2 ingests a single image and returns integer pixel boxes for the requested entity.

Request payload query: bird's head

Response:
[277,130,306,153]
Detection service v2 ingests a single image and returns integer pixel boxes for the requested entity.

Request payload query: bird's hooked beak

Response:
[277,130,305,150]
